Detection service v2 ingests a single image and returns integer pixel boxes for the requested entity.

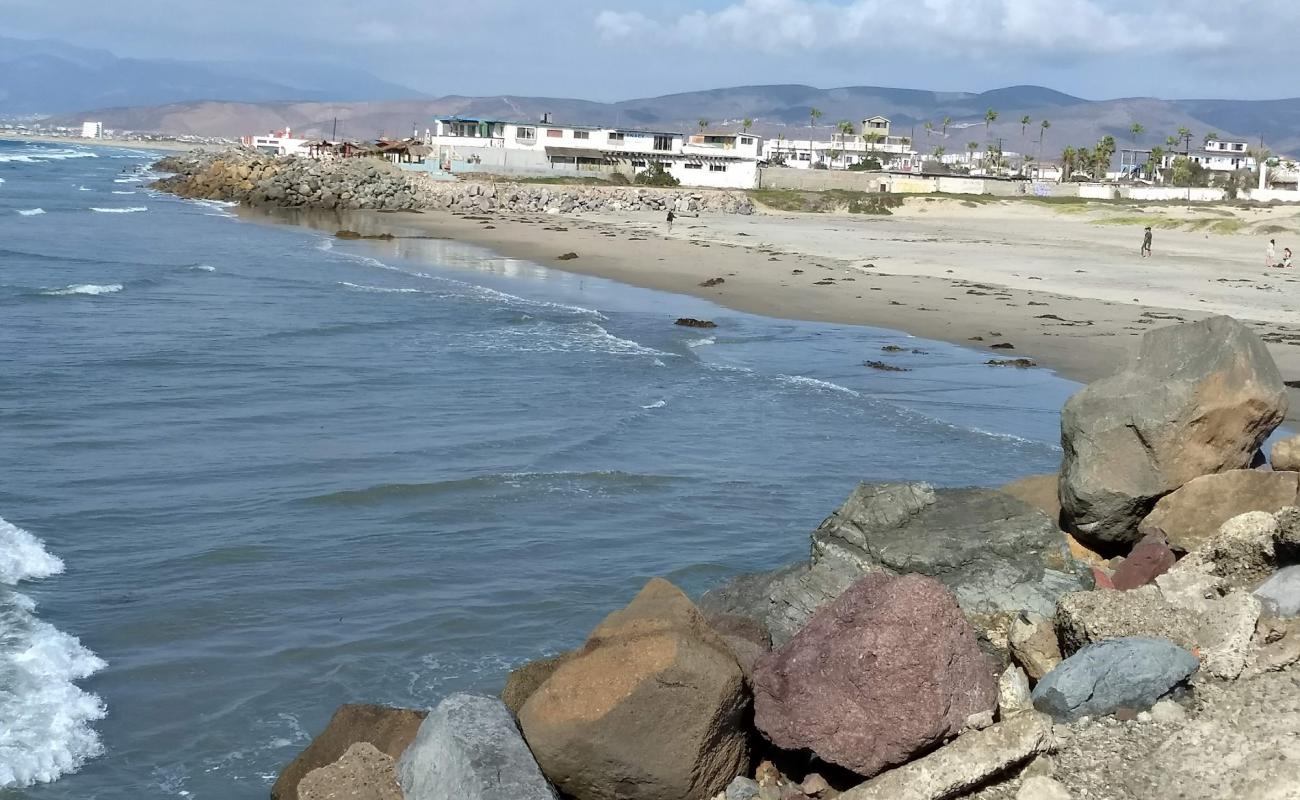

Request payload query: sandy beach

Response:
[261,196,1300,420]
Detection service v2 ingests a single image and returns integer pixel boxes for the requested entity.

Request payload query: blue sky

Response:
[5,0,1298,101]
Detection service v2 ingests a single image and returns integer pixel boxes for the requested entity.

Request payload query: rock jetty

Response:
[268,322,1299,796]
[151,149,757,216]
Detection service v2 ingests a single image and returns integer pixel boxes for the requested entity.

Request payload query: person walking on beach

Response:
[666,208,675,233]
[1140,226,1152,258]
[1267,239,1277,266]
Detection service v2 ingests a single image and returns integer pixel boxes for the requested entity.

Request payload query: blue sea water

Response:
[0,139,1075,799]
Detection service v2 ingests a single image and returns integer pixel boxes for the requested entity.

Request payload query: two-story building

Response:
[761,116,916,170]
[423,117,763,189]
[1163,139,1257,173]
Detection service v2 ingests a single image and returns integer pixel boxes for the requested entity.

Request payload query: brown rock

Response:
[753,572,996,778]
[272,705,426,800]
[1008,611,1062,682]
[501,651,575,716]
[1109,534,1176,590]
[1137,470,1299,552]
[298,742,402,800]
[1272,435,1300,471]
[1065,534,1109,568]
[1000,474,1061,523]
[518,578,750,800]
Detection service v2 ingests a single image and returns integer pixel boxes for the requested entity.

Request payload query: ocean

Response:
[0,138,1074,799]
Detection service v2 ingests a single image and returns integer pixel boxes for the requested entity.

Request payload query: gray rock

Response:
[701,483,1090,647]
[837,712,1056,800]
[725,776,760,800]
[1255,565,1300,617]
[1016,776,1073,800]
[1059,316,1288,549]
[397,693,556,800]
[1031,638,1199,722]
[998,664,1034,718]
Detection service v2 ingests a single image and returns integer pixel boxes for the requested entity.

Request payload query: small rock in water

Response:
[990,342,1016,349]
[864,360,910,372]
[556,252,579,260]
[675,317,718,328]
[700,277,726,287]
[987,358,1036,368]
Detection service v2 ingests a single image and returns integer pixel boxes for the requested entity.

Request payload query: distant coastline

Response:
[0,132,219,152]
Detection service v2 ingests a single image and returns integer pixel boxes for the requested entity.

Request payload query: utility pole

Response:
[331,117,338,141]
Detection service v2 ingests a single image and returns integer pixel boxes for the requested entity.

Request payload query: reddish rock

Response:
[753,572,996,778]
[1092,567,1115,590]
[1110,534,1177,590]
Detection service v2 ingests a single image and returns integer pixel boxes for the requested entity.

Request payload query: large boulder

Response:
[753,572,996,778]
[1272,435,1300,471]
[398,693,556,800]
[272,704,427,800]
[1137,470,1299,553]
[701,483,1091,648]
[1157,508,1300,597]
[1059,317,1288,550]
[1031,637,1199,721]
[517,579,749,800]
[299,742,402,800]
[501,652,574,716]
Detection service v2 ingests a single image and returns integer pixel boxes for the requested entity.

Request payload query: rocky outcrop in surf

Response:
[269,321,1300,798]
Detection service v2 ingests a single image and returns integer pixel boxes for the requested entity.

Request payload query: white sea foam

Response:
[0,518,64,584]
[0,149,98,164]
[16,208,45,216]
[338,281,422,294]
[90,206,147,214]
[686,336,715,348]
[189,264,216,272]
[42,283,124,297]
[641,399,667,409]
[113,177,141,184]
[111,190,137,195]
[0,516,107,789]
[775,374,862,397]
[75,186,91,192]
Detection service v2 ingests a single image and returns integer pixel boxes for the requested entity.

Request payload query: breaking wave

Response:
[90,207,147,214]
[42,283,124,296]
[0,149,98,164]
[17,208,45,216]
[0,516,108,789]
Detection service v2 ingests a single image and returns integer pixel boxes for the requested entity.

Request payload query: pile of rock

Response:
[151,148,759,216]
[411,178,756,216]
[272,315,1300,800]
[151,150,424,211]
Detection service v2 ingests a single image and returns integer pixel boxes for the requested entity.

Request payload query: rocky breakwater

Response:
[273,314,1300,800]
[151,150,424,210]
[411,178,756,216]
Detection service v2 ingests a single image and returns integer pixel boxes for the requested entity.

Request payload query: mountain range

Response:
[8,37,1298,157]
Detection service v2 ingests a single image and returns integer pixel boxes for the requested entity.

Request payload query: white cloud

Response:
[593,0,1267,58]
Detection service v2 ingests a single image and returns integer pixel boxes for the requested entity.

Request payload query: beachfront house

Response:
[80,121,103,139]
[243,128,310,157]
[761,116,916,170]
[1161,138,1257,173]
[422,116,763,189]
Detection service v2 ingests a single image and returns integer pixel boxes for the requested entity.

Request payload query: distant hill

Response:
[0,37,425,116]
[32,74,1300,158]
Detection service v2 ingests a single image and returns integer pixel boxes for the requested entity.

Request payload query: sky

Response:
[4,0,1299,101]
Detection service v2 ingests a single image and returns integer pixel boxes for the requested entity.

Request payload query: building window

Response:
[516,127,535,140]
[740,137,753,145]
[1233,143,1245,151]
[608,132,625,143]
[709,164,727,172]
[684,162,703,170]
[631,159,647,167]
[573,131,589,140]
[653,135,673,151]
[798,152,811,161]
[547,129,563,138]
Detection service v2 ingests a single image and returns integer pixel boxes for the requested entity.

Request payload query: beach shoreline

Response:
[240,201,1300,421]
[0,131,219,152]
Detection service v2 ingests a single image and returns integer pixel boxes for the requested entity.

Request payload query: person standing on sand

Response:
[1141,226,1152,258]
[666,209,675,233]
[1268,239,1277,266]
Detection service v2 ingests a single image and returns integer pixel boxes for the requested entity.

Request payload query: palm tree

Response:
[967,141,979,164]
[1038,119,1050,159]
[808,107,822,164]
[697,119,709,133]
[1165,135,1178,149]
[1177,126,1192,155]
[1020,115,1031,137]
[984,109,998,135]
[924,120,934,139]
[1095,135,1117,179]
[1204,131,1219,145]
[1130,123,1144,145]
[932,145,946,161]
[742,118,753,134]
[1076,146,1092,177]
[1148,146,1165,180]
[942,116,951,138]
[1061,146,1077,178]
[836,120,855,168]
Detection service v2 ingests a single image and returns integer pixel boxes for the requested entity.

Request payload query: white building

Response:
[762,116,917,170]
[1163,139,1257,173]
[242,128,310,157]
[81,121,103,139]
[423,116,763,189]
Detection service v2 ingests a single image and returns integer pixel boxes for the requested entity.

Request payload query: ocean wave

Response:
[641,399,667,409]
[0,516,108,790]
[75,186,91,192]
[0,149,98,164]
[0,517,64,584]
[338,281,423,294]
[90,206,147,214]
[16,208,45,216]
[113,177,141,184]
[467,321,671,357]
[189,264,216,272]
[685,336,715,348]
[111,190,137,195]
[41,283,124,297]
[307,470,683,505]
[774,374,862,397]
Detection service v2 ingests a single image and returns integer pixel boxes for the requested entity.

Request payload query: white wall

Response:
[1242,189,1300,203]
[1125,186,1226,202]
[670,159,757,189]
